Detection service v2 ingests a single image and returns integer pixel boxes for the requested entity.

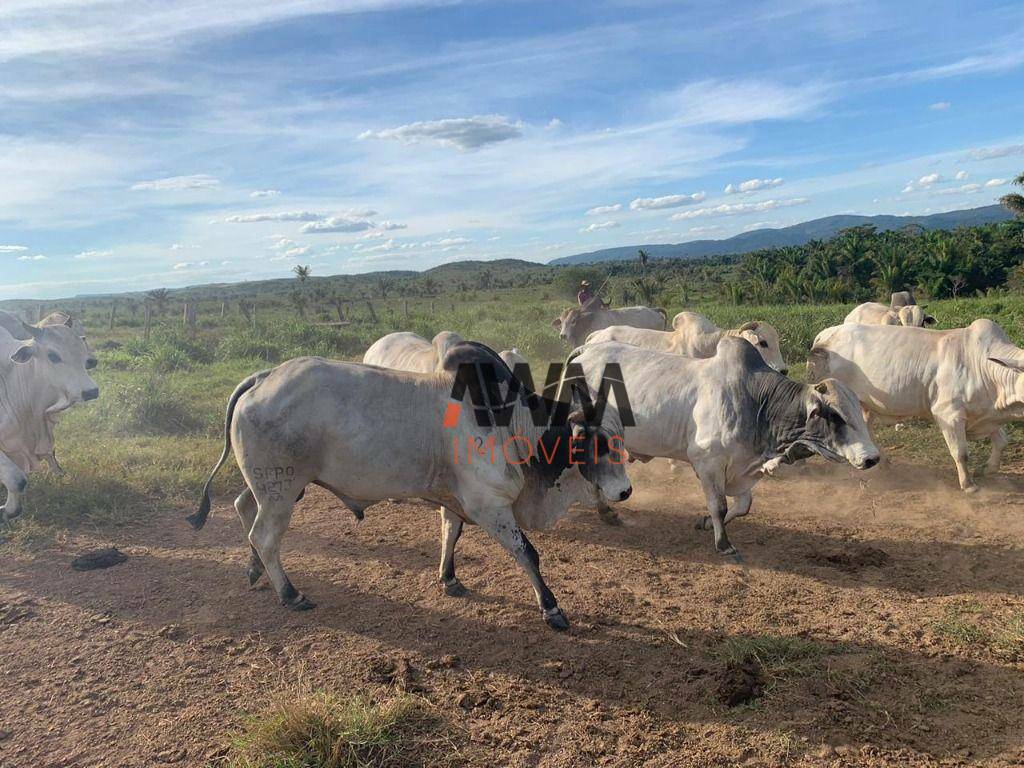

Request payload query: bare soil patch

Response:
[2,458,1024,766]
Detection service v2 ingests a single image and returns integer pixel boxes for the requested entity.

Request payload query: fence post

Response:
[183,302,197,337]
[365,299,378,323]
[144,304,152,342]
[403,298,409,320]
[108,302,116,330]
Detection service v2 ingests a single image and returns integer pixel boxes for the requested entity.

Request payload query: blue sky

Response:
[1,0,1023,299]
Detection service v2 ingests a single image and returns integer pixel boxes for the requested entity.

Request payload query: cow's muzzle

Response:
[82,387,100,402]
[858,455,880,470]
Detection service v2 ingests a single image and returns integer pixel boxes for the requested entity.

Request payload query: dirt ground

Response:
[2,457,1024,768]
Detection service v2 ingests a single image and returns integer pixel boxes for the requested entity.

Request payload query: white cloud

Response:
[955,170,968,181]
[435,237,472,247]
[250,189,281,198]
[173,260,208,270]
[985,178,1009,187]
[74,249,112,259]
[967,144,1024,161]
[131,174,219,191]
[688,225,723,235]
[629,192,706,211]
[226,211,321,223]
[300,216,375,233]
[546,118,563,130]
[580,220,621,232]
[359,115,523,151]
[377,221,407,230]
[283,245,310,258]
[901,173,942,193]
[669,79,829,126]
[0,245,28,253]
[17,254,46,261]
[934,183,981,196]
[724,177,784,195]
[585,204,622,216]
[929,101,951,111]
[669,197,809,220]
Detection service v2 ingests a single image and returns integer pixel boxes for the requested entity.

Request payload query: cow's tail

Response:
[187,370,268,531]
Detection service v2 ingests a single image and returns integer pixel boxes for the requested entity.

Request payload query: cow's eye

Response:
[758,340,769,348]
[47,351,62,364]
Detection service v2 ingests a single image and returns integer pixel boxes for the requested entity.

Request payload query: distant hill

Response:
[549,205,1014,265]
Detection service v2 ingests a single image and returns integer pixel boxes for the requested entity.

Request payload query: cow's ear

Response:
[10,343,34,364]
[551,317,561,327]
[924,315,937,326]
[738,321,759,332]
[989,357,1024,373]
[814,381,829,395]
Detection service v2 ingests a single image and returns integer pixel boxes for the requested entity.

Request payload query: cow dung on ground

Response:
[70,547,128,571]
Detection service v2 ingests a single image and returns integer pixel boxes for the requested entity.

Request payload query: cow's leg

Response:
[44,452,66,477]
[982,427,1008,477]
[235,487,265,586]
[248,497,313,610]
[596,500,622,526]
[698,473,740,559]
[0,453,28,523]
[935,415,975,492]
[438,506,467,596]
[474,506,568,630]
[698,492,752,530]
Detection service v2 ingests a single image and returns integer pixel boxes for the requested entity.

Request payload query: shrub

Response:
[98,378,206,436]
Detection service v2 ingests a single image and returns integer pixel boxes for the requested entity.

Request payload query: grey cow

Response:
[566,339,880,558]
[190,342,632,630]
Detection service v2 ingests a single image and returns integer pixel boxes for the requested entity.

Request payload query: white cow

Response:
[0,310,97,476]
[810,319,1024,492]
[553,301,665,347]
[844,302,935,327]
[567,339,879,558]
[190,341,632,630]
[587,312,788,373]
[0,321,99,521]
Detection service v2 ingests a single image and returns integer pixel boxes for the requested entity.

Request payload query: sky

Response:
[1,0,1023,300]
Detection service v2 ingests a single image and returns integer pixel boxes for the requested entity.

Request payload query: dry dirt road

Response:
[2,458,1023,767]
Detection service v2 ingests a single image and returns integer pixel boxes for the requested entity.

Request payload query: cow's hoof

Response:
[247,566,264,586]
[0,505,22,522]
[441,578,467,597]
[543,607,570,631]
[696,515,713,531]
[597,506,622,526]
[716,544,738,557]
[963,484,979,494]
[286,594,316,611]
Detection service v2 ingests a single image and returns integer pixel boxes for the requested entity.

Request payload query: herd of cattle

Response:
[2,290,1024,630]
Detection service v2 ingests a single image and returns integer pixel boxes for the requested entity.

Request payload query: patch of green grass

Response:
[225,693,437,768]
[992,612,1024,662]
[932,603,990,648]
[713,634,828,685]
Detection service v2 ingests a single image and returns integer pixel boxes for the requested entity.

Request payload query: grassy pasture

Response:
[4,293,1024,546]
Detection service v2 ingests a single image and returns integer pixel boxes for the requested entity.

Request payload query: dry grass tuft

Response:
[224,692,447,768]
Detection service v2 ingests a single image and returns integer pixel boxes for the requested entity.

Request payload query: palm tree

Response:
[292,264,312,282]
[1000,172,1024,217]
[146,288,170,315]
